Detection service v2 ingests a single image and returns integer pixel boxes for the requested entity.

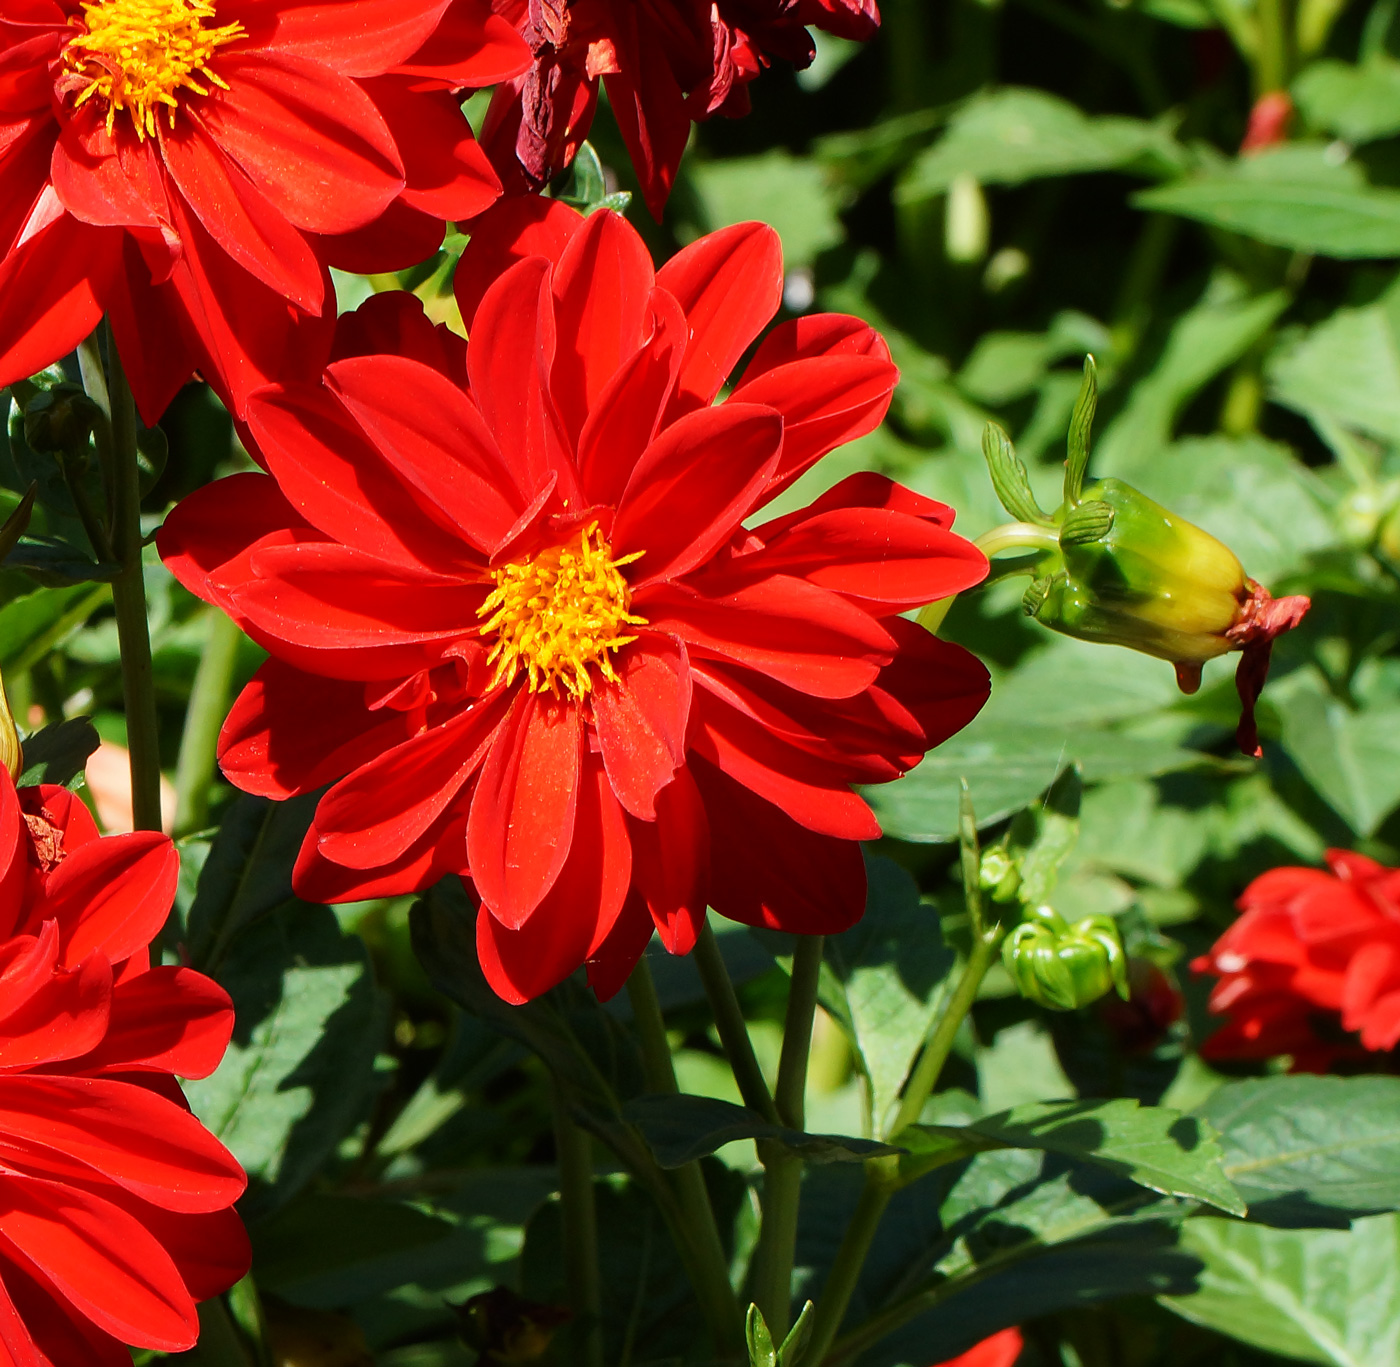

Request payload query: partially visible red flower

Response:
[1097,958,1184,1055]
[480,0,879,217]
[159,203,990,1004]
[0,765,247,1364]
[932,1327,1023,1367]
[1193,850,1400,1071]
[0,0,530,421]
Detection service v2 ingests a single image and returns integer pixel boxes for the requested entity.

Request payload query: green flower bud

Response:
[23,384,101,456]
[978,847,1021,902]
[1003,905,1129,1012]
[0,669,20,782]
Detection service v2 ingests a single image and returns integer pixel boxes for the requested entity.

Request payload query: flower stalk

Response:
[174,608,243,836]
[552,1086,604,1367]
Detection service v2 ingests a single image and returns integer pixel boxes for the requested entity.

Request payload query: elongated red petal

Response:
[201,52,403,235]
[0,954,111,1071]
[247,0,451,76]
[467,690,581,929]
[393,0,531,84]
[613,403,783,587]
[655,222,782,412]
[592,637,690,820]
[628,765,708,955]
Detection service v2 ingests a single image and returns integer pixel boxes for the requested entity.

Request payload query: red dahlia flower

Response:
[0,766,247,1364]
[1193,850,1400,1071]
[480,0,879,217]
[0,0,529,421]
[159,203,990,1004]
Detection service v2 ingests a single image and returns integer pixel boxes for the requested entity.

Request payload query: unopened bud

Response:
[1003,905,1129,1011]
[0,671,21,782]
[979,847,1021,903]
[23,384,101,455]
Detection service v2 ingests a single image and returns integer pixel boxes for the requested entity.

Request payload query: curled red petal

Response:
[1227,582,1311,758]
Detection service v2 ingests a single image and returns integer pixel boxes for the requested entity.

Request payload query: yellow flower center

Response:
[478,525,645,701]
[65,0,245,140]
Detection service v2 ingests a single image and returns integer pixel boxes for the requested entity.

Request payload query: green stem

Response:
[751,936,825,1341]
[626,955,744,1359]
[104,332,163,834]
[974,523,1060,560]
[797,931,1004,1367]
[884,929,1003,1141]
[553,1087,604,1367]
[1254,0,1291,93]
[693,921,780,1123]
[174,608,242,835]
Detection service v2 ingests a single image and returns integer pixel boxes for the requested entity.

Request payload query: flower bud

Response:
[979,846,1021,903]
[22,384,101,456]
[1003,905,1129,1012]
[0,671,21,782]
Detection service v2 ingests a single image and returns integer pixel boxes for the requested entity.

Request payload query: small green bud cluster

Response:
[1003,904,1129,1012]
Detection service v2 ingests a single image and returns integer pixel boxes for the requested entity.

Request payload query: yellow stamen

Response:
[65,0,245,141]
[478,525,645,701]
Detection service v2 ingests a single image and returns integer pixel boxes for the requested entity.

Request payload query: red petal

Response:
[200,52,403,235]
[690,682,881,840]
[71,967,232,1080]
[575,286,686,507]
[246,380,477,572]
[326,353,527,553]
[39,833,177,970]
[293,809,467,903]
[476,752,630,1003]
[393,0,531,83]
[0,953,111,1071]
[740,313,892,373]
[49,115,167,232]
[134,1205,248,1303]
[600,25,690,219]
[0,215,112,396]
[550,209,656,442]
[246,0,450,75]
[613,403,783,586]
[315,195,444,273]
[0,1075,243,1212]
[315,693,508,868]
[218,659,405,800]
[331,290,467,383]
[693,757,867,935]
[231,541,481,649]
[629,765,708,955]
[585,895,654,1002]
[0,1173,197,1351]
[638,575,894,699]
[159,114,324,311]
[454,194,580,331]
[593,637,690,820]
[732,353,898,505]
[466,255,576,502]
[466,690,581,929]
[655,222,782,412]
[873,618,990,753]
[0,770,25,942]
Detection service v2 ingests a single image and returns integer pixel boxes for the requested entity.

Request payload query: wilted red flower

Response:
[0,0,529,421]
[1193,850,1400,1071]
[480,0,879,216]
[160,204,990,1004]
[0,766,247,1363]
[932,1327,1023,1367]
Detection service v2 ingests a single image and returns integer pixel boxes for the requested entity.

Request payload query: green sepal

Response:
[983,422,1053,527]
[1064,354,1098,507]
[780,1303,815,1365]
[746,1304,777,1367]
[1059,499,1115,545]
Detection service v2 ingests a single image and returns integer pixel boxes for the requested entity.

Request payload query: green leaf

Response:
[1136,145,1400,257]
[982,422,1050,525]
[746,1304,776,1367]
[1014,766,1082,906]
[16,716,98,788]
[1064,355,1097,506]
[184,793,320,973]
[821,856,955,1134]
[1274,678,1400,836]
[622,1093,901,1167]
[908,1098,1246,1214]
[897,88,1183,203]
[690,150,846,267]
[1162,1214,1400,1366]
[184,903,388,1220]
[1294,57,1400,145]
[0,582,107,672]
[1201,1075,1400,1217]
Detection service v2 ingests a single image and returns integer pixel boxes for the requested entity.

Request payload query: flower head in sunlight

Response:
[0,765,247,1363]
[1194,849,1400,1070]
[0,0,529,421]
[160,204,990,1004]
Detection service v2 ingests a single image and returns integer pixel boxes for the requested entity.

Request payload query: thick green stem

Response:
[693,921,780,1123]
[798,932,1004,1367]
[1254,0,1291,94]
[553,1087,604,1367]
[94,330,163,834]
[750,936,825,1340]
[974,523,1060,561]
[626,956,744,1359]
[174,609,242,835]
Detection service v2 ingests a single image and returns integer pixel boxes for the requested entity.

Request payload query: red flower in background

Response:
[1194,850,1400,1071]
[932,1328,1023,1367]
[0,0,529,421]
[0,766,246,1364]
[160,203,990,1004]
[481,0,879,216]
